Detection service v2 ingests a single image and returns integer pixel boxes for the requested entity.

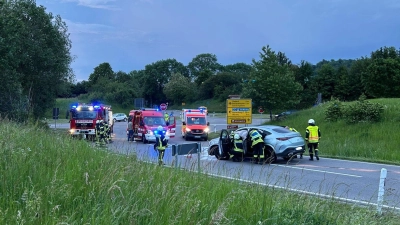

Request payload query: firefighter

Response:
[154,126,168,166]
[249,129,265,164]
[106,121,112,143]
[305,119,321,161]
[96,120,106,146]
[104,121,110,143]
[231,133,244,162]
[164,112,170,126]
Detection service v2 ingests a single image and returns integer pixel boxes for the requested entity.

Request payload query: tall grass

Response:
[1,119,398,224]
[270,98,400,164]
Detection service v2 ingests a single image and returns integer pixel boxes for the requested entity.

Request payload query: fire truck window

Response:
[189,117,206,125]
[72,111,97,119]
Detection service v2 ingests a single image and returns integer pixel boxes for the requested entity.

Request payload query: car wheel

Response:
[264,147,277,164]
[124,118,127,122]
[208,145,218,156]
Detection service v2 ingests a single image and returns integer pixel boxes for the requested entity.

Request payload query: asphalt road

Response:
[52,112,400,211]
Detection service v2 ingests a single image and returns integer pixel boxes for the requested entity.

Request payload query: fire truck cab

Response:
[181,109,210,141]
[67,103,113,141]
[129,108,176,143]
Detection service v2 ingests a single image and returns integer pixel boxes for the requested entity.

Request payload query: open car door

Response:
[217,129,231,160]
[168,116,176,138]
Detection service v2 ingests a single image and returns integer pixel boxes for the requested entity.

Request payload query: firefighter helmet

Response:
[234,133,240,140]
[308,119,315,124]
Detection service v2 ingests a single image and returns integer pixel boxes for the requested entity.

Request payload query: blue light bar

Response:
[94,105,100,109]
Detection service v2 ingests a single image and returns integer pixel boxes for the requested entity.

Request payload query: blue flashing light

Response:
[94,105,100,109]
[72,105,77,108]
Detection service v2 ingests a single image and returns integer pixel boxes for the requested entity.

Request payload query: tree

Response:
[198,72,242,100]
[163,73,196,104]
[242,45,302,119]
[364,47,400,98]
[0,0,73,120]
[222,63,253,77]
[187,53,221,85]
[294,61,316,108]
[88,62,114,87]
[313,64,337,101]
[335,66,351,100]
[141,59,187,106]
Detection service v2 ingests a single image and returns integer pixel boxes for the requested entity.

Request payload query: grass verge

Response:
[1,120,398,224]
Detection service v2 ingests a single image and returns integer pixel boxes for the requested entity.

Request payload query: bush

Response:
[325,99,343,122]
[343,99,384,123]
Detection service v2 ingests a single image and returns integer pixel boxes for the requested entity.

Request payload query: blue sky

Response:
[36,0,400,82]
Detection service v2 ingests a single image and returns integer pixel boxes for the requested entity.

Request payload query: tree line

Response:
[1,0,399,122]
[67,45,400,114]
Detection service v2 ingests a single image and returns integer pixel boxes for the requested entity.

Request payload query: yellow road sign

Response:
[227,99,252,108]
[226,99,252,124]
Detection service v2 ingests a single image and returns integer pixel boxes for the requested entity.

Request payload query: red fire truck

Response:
[129,108,176,143]
[67,103,113,141]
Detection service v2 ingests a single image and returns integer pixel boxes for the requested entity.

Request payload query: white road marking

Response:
[276,164,362,177]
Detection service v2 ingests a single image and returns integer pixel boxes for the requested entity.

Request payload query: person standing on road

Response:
[154,126,168,166]
[96,120,106,146]
[305,119,321,161]
[127,118,133,142]
[164,112,170,126]
[249,129,265,164]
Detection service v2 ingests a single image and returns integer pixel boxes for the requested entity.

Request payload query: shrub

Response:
[343,97,384,123]
[324,99,343,122]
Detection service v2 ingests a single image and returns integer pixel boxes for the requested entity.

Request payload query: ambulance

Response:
[181,109,210,141]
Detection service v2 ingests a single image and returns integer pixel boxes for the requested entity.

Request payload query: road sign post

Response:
[226,99,252,125]
[160,103,167,111]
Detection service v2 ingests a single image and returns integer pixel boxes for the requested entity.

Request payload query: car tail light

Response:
[276,137,293,141]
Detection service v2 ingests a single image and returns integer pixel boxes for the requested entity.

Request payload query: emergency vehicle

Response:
[129,108,176,143]
[181,109,210,141]
[67,103,113,141]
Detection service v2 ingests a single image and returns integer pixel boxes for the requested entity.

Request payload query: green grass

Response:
[269,98,400,165]
[1,120,398,224]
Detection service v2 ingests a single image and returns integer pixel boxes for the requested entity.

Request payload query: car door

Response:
[217,129,231,160]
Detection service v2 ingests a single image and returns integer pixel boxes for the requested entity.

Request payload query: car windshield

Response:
[72,110,97,119]
[143,116,166,126]
[187,117,206,125]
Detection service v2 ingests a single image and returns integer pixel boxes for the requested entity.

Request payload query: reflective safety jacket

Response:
[249,130,264,147]
[164,114,169,122]
[156,135,168,150]
[305,125,321,143]
[233,139,244,153]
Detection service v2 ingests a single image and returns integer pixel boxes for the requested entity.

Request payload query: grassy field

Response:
[269,98,400,165]
[1,120,398,224]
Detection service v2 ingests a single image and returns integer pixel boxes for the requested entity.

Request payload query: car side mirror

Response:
[182,122,186,125]
[207,122,210,126]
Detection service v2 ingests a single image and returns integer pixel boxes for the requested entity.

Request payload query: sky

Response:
[35,0,400,82]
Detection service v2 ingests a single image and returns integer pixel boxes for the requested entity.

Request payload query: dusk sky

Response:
[36,0,400,82]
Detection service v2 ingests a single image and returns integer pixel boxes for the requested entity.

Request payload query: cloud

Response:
[63,19,154,43]
[61,0,119,10]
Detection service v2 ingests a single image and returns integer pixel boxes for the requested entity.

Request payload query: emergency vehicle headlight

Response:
[69,129,75,133]
[147,130,153,135]
[89,106,94,111]
[185,128,191,132]
[77,106,81,111]
[296,147,302,150]
[204,127,210,133]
